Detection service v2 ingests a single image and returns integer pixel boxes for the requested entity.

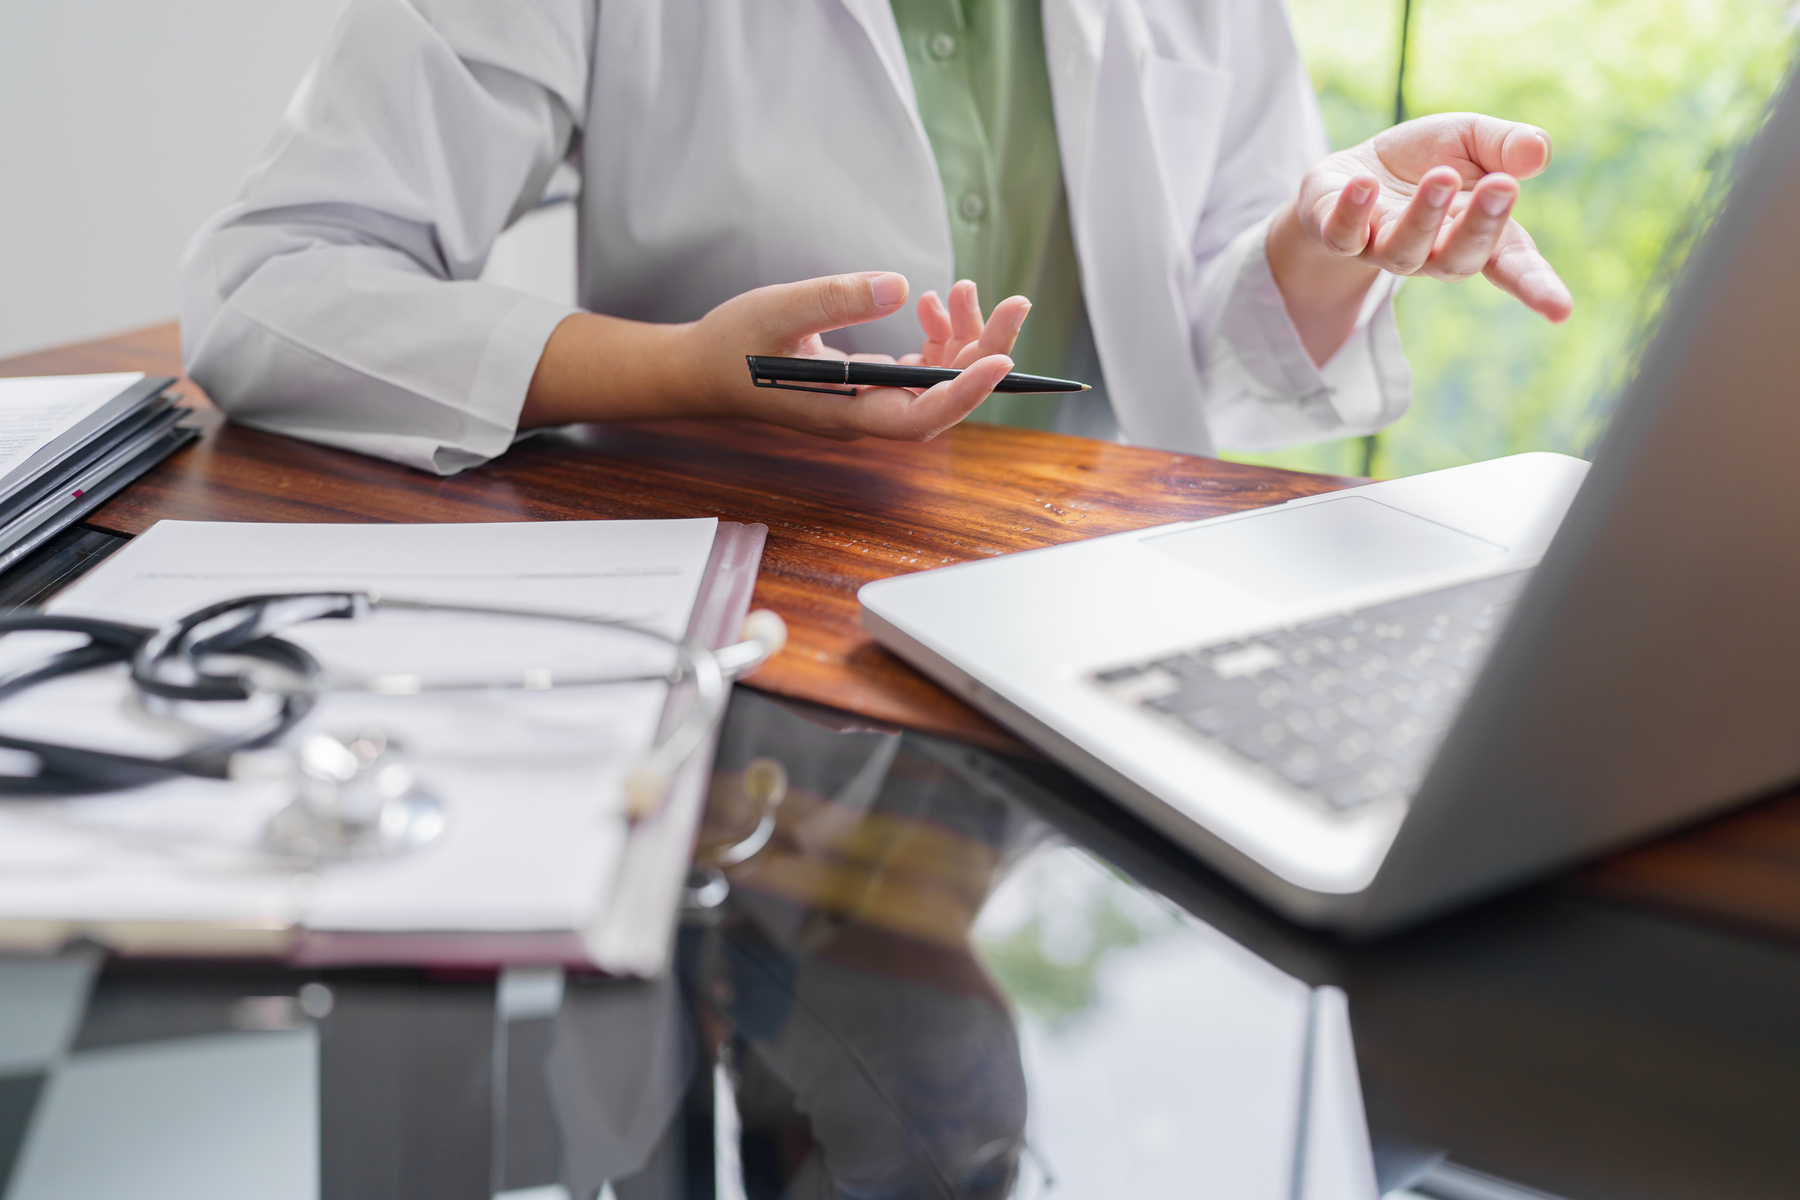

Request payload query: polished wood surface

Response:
[0,323,1353,753]
[9,322,1800,947]
[1578,796,1800,946]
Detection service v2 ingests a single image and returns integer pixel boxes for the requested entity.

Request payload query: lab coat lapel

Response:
[1046,0,1215,453]
[831,0,956,303]
[1042,0,1105,185]
[833,0,928,140]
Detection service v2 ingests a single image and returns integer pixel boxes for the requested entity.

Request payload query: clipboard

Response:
[0,520,770,977]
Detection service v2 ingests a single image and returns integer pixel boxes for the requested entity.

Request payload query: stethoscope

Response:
[0,592,786,860]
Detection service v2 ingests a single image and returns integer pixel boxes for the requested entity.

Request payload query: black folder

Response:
[0,375,197,579]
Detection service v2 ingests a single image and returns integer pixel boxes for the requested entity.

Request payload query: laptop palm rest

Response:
[1144,496,1507,604]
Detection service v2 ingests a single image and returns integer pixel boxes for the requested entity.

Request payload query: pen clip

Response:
[750,375,857,397]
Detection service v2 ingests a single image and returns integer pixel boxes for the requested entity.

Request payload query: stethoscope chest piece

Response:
[263,729,447,863]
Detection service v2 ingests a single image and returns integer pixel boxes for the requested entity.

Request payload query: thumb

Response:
[757,272,909,342]
[1466,115,1553,181]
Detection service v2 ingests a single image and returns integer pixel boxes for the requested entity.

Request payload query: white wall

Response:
[0,0,352,358]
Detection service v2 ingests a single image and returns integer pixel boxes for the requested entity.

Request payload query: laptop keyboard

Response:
[1091,570,1532,813]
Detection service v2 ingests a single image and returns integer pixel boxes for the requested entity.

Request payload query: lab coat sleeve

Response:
[1182,0,1411,452]
[178,0,592,475]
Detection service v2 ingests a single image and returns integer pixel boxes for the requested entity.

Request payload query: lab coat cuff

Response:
[1201,217,1411,450]
[1318,271,1410,437]
[446,293,579,474]
[1215,216,1330,400]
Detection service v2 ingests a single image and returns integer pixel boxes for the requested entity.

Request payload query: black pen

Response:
[746,355,1090,396]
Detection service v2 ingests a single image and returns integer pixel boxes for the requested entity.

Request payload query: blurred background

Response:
[1251,0,1798,478]
[2,0,1793,479]
[0,1,352,360]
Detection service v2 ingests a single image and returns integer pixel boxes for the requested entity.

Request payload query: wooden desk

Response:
[1,323,1353,751]
[8,323,1800,946]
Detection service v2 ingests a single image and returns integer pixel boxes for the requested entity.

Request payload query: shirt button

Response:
[930,32,958,59]
[959,192,986,221]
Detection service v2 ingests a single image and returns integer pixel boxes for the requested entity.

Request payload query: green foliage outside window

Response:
[1228,0,1797,479]
[973,849,1182,1029]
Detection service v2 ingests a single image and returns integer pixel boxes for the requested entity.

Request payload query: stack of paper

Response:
[0,373,196,575]
[0,517,764,975]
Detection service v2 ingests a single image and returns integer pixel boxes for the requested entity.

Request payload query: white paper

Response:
[0,518,718,940]
[0,372,143,483]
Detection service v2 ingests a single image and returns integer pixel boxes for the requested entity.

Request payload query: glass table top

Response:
[1,688,1796,1200]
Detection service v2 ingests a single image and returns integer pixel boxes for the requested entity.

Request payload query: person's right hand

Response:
[685,272,1030,441]
[522,271,1031,438]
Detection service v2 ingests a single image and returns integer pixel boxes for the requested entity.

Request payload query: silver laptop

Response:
[860,69,1800,933]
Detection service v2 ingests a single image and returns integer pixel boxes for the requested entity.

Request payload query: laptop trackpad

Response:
[1145,496,1505,604]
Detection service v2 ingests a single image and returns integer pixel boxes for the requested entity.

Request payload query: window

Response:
[1236,0,1796,478]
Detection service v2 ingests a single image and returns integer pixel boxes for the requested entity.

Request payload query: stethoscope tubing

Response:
[0,593,764,796]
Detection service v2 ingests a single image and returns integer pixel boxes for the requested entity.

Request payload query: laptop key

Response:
[1153,654,1211,680]
[1178,706,1236,737]
[1230,723,1292,763]
[1275,745,1327,786]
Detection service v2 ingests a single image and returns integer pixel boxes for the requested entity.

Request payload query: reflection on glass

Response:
[686,698,1044,1199]
[1,691,1787,1198]
[667,693,1333,1200]
[974,849,1180,1028]
[972,848,1320,1200]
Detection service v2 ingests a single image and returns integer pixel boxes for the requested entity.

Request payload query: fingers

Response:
[1395,168,1570,321]
[757,271,908,342]
[1482,222,1574,323]
[916,290,953,365]
[925,280,1029,369]
[729,271,1031,441]
[1317,175,1379,255]
[850,354,1014,440]
[951,295,1031,368]
[1368,166,1460,274]
[1426,173,1519,281]
[939,279,985,365]
[1294,113,1565,324]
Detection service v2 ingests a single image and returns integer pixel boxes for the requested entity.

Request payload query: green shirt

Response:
[890,0,1084,430]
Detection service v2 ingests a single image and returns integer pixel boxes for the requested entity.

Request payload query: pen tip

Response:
[1080,383,1091,391]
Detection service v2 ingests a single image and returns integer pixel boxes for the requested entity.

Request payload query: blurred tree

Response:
[1230,0,1796,478]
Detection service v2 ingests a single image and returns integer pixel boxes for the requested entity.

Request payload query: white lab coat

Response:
[179,0,1410,475]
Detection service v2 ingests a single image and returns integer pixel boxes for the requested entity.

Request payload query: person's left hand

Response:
[1293,113,1573,323]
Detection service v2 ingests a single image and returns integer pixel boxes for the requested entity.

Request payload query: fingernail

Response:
[1478,187,1514,217]
[1010,302,1031,333]
[1424,182,1454,208]
[1348,181,1375,205]
[869,273,906,306]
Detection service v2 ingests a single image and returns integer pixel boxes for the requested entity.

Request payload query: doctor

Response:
[179,0,1571,475]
